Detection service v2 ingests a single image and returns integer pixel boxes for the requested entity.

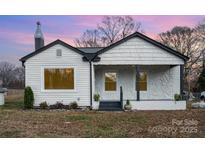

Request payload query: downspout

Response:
[84,55,100,109]
[89,61,93,109]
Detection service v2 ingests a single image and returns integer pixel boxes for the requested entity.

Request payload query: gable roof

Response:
[20,31,189,63]
[94,31,189,61]
[20,39,87,63]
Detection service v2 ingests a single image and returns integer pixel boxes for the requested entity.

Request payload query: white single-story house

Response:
[20,22,189,110]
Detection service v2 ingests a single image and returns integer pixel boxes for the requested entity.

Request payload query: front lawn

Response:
[0,102,204,137]
[1,90,204,137]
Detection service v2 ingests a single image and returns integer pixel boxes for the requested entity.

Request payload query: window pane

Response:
[44,68,74,89]
[136,72,147,91]
[105,72,116,91]
[105,82,116,91]
[140,72,147,82]
[139,82,147,91]
[105,73,116,82]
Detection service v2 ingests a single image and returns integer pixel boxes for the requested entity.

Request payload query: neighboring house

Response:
[0,87,7,105]
[20,22,189,110]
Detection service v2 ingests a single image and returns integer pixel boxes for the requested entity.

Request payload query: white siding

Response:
[128,100,186,110]
[97,37,184,65]
[140,65,180,100]
[24,36,184,108]
[0,93,4,105]
[94,65,180,100]
[25,44,90,106]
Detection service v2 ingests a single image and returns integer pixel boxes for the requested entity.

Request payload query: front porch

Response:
[92,64,186,110]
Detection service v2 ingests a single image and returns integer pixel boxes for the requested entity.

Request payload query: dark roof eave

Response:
[94,31,189,62]
[82,53,101,62]
[20,32,189,64]
[19,39,86,62]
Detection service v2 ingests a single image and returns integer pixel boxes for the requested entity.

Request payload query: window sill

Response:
[41,89,77,93]
[104,90,117,93]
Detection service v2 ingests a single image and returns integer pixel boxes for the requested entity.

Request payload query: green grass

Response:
[64,114,93,121]
[2,89,24,109]
[0,101,24,109]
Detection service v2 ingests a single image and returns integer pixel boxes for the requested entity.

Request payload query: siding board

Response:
[25,44,90,106]
[97,37,184,65]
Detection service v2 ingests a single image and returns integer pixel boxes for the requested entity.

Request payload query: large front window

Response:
[105,72,117,91]
[136,72,147,91]
[44,68,74,89]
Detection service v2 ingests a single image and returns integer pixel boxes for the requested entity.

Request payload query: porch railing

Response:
[120,86,123,109]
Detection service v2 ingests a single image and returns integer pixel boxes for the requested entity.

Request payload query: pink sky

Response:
[0,15,204,65]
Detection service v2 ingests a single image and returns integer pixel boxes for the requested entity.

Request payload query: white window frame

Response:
[41,65,76,92]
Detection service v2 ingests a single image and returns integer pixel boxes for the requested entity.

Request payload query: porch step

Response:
[98,108,123,111]
[99,101,123,111]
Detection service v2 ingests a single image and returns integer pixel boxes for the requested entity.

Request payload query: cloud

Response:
[0,27,76,47]
[0,15,204,65]
[0,29,33,45]
[72,15,102,28]
[44,32,75,46]
[134,15,202,33]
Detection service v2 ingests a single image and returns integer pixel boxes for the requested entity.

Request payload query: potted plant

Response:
[124,99,132,110]
[93,93,100,109]
[174,94,182,101]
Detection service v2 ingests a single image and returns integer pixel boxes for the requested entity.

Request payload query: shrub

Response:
[174,94,182,101]
[39,101,48,109]
[24,86,34,109]
[94,93,100,102]
[64,105,70,110]
[49,101,65,109]
[49,104,56,109]
[70,101,78,109]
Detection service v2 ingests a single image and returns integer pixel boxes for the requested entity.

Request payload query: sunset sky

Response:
[0,15,204,65]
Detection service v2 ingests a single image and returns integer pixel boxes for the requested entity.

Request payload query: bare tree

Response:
[13,67,25,82]
[158,26,205,91]
[0,62,15,87]
[98,16,142,45]
[75,29,101,47]
[120,16,142,38]
[195,20,205,68]
[75,16,143,47]
[0,62,25,88]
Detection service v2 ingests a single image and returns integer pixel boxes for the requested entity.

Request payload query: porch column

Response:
[89,61,94,108]
[136,65,140,101]
[92,63,95,104]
